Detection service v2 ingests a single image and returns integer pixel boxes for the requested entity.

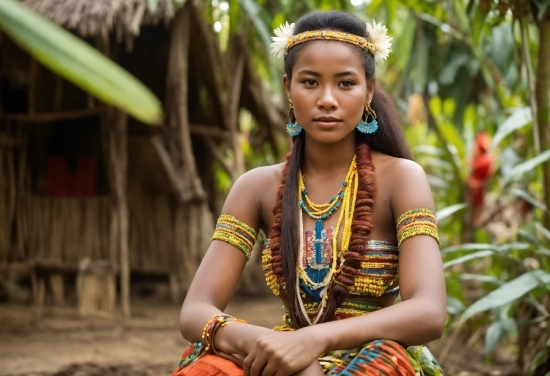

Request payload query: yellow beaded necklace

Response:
[296,156,358,325]
[298,173,346,219]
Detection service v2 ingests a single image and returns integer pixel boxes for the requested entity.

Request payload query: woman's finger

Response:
[245,353,267,376]
[258,363,277,376]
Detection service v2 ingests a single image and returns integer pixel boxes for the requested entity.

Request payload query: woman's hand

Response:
[217,351,246,366]
[241,329,324,376]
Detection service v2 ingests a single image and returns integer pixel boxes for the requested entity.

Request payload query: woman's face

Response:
[283,40,374,145]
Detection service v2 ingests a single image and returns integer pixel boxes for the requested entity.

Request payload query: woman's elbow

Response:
[179,303,194,341]
[179,319,189,340]
[426,305,447,341]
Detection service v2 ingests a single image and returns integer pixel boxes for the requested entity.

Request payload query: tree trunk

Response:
[537,13,550,228]
[166,1,213,291]
[517,5,540,154]
[166,2,205,201]
[227,36,246,180]
[535,12,550,375]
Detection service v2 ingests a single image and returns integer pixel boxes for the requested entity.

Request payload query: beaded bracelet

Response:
[201,313,247,355]
[211,214,257,261]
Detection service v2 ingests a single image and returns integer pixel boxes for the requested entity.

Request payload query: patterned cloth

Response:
[172,339,443,376]
[172,348,243,376]
[173,302,443,375]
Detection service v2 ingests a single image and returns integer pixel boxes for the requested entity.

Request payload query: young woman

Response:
[172,10,447,376]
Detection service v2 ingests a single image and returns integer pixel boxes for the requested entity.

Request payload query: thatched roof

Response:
[22,0,176,39]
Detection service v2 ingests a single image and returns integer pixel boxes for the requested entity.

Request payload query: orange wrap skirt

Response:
[171,339,443,375]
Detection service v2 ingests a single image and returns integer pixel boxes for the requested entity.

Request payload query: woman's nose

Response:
[317,87,338,110]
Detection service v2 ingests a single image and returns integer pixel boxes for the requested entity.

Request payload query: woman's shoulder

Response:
[371,151,434,213]
[372,151,426,179]
[226,163,284,203]
[234,163,284,188]
[221,163,284,228]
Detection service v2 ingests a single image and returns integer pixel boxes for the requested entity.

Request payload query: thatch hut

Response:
[0,0,284,316]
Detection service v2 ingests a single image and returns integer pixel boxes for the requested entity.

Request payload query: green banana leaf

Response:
[503,149,550,185]
[508,187,547,211]
[443,250,494,269]
[0,0,162,125]
[491,107,532,150]
[460,269,550,324]
[485,321,504,358]
[436,203,467,221]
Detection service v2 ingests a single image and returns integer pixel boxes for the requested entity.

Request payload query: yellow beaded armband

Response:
[396,208,440,247]
[211,214,257,260]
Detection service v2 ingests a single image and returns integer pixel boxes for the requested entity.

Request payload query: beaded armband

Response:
[211,214,257,260]
[396,208,440,247]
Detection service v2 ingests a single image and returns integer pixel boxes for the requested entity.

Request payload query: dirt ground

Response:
[0,292,520,376]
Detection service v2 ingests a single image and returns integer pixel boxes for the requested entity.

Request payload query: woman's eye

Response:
[340,80,355,87]
[302,79,317,86]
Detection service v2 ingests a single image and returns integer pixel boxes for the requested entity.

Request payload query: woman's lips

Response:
[314,116,341,127]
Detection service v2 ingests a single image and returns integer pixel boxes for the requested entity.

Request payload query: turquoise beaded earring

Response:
[286,101,302,137]
[356,103,378,134]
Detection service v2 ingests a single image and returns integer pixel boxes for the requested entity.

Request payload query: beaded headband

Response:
[271,21,392,63]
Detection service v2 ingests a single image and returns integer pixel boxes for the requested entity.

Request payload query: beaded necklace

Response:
[298,155,356,264]
[296,156,358,324]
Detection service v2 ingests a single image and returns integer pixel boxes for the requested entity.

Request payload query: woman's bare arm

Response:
[179,166,280,353]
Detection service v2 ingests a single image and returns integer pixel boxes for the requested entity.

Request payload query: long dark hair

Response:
[269,10,413,328]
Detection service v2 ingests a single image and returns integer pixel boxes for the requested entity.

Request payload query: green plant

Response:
[0,0,162,124]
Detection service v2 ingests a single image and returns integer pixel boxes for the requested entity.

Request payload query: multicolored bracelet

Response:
[211,214,257,260]
[201,313,247,355]
[396,208,440,247]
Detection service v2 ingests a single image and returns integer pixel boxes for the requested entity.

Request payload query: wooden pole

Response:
[166,2,205,201]
[96,31,130,317]
[113,109,130,317]
[102,107,129,317]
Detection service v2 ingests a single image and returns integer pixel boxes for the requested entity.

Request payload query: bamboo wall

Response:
[3,193,194,276]
[0,137,26,264]
[23,195,111,264]
[129,194,176,273]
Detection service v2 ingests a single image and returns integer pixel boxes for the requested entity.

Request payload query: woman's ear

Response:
[365,78,376,105]
[282,74,291,99]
